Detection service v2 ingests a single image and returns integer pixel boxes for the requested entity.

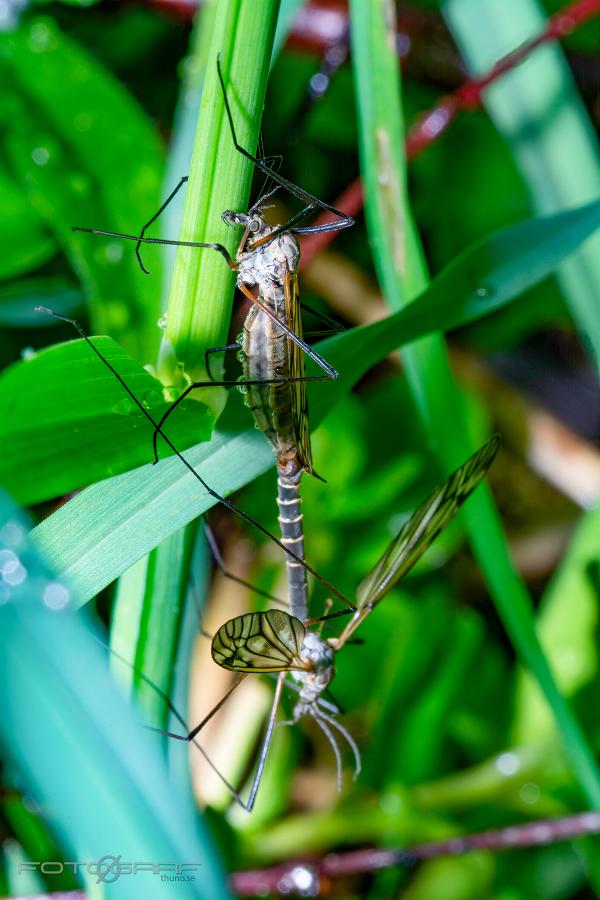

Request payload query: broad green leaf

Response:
[0,336,213,504]
[0,18,164,356]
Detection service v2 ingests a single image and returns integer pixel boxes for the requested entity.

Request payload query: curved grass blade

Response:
[0,491,228,899]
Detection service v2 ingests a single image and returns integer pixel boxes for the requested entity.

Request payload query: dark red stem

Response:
[231,811,600,896]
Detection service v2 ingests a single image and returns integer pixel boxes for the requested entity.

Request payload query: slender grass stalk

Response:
[348,0,600,811]
[110,0,281,767]
[159,0,281,402]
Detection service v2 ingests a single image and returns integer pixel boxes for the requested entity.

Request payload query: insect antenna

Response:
[309,712,344,792]
[314,707,362,781]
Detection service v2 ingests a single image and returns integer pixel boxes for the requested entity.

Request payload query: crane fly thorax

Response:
[292,631,335,710]
[235,217,300,289]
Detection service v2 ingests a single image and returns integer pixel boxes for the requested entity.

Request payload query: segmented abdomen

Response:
[241,288,301,472]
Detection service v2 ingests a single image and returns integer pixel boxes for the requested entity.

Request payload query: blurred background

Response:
[2,0,600,897]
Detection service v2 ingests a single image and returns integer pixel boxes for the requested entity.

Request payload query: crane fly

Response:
[156,435,500,812]
[71,55,352,458]
[70,58,354,619]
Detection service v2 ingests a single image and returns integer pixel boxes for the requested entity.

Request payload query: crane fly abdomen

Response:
[242,291,309,476]
[238,223,314,478]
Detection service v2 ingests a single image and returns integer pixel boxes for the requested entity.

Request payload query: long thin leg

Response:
[203,520,285,607]
[172,668,285,811]
[102,638,249,807]
[216,56,354,235]
[71,227,237,269]
[135,175,189,274]
[245,672,285,812]
[299,302,345,334]
[205,343,240,382]
[151,370,333,465]
[35,307,355,610]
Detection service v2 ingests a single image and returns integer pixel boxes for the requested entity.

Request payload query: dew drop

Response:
[74,111,93,132]
[278,865,318,897]
[157,314,168,329]
[31,146,50,167]
[69,172,91,195]
[104,242,124,264]
[22,793,41,814]
[0,550,27,587]
[472,285,493,299]
[496,751,520,776]
[519,782,540,805]
[113,397,133,416]
[423,107,450,138]
[141,389,163,410]
[0,521,25,547]
[43,581,70,611]
[163,385,180,403]
[28,21,53,53]
[21,346,37,361]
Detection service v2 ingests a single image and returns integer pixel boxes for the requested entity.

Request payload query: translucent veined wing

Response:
[284,270,314,475]
[211,609,308,673]
[355,435,500,610]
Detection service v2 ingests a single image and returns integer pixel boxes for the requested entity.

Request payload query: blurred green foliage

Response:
[2,1,600,899]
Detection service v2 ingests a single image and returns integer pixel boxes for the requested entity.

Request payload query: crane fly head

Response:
[221,209,266,235]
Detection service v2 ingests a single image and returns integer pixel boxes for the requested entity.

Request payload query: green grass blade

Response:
[348,0,600,810]
[159,0,281,395]
[513,504,600,744]
[0,491,229,898]
[110,522,198,729]
[444,0,600,372]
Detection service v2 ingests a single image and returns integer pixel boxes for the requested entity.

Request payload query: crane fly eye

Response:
[250,219,261,233]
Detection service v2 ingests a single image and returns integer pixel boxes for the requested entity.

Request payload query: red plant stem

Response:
[16,812,600,898]
[300,0,600,268]
[230,812,600,896]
